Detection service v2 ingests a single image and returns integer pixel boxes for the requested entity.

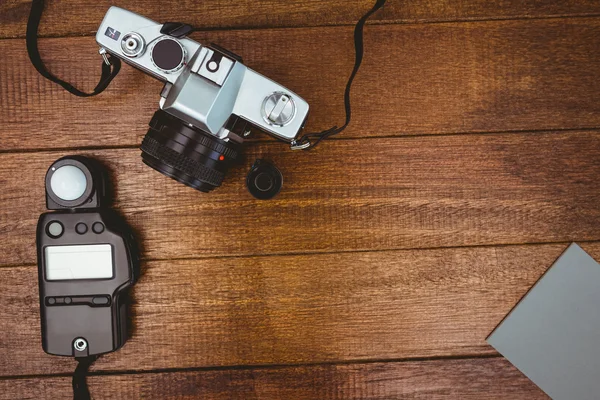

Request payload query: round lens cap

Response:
[246,159,283,200]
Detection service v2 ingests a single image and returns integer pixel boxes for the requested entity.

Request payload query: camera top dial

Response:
[151,37,186,73]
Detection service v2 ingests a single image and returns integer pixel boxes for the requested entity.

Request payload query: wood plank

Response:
[3,0,600,39]
[0,242,597,376]
[0,358,547,399]
[2,18,600,151]
[1,132,600,266]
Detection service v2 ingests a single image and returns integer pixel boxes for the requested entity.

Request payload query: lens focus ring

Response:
[141,136,224,188]
[151,121,240,160]
[140,110,241,192]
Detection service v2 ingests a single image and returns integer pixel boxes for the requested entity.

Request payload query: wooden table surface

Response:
[1,0,600,398]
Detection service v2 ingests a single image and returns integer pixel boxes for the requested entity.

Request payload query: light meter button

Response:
[47,221,64,238]
[92,222,105,234]
[92,296,110,305]
[75,223,88,234]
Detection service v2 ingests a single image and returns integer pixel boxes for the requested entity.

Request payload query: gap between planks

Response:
[0,353,502,382]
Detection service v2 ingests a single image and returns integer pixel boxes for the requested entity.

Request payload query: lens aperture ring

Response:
[166,125,239,160]
[141,136,225,187]
[149,112,240,160]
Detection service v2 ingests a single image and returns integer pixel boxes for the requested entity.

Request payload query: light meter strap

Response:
[26,0,121,97]
[293,0,387,150]
[72,355,98,400]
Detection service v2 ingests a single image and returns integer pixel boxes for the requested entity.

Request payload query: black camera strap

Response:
[161,0,387,151]
[27,0,383,138]
[26,0,121,97]
[72,355,99,400]
[293,0,387,150]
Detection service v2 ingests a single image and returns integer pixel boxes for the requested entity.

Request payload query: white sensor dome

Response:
[50,165,87,201]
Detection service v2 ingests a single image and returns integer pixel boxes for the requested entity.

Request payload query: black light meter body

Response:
[36,156,138,357]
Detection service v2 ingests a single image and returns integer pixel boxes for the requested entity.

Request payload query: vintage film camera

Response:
[37,156,138,357]
[96,7,310,192]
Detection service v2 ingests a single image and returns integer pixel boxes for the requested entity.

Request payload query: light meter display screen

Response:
[45,244,113,280]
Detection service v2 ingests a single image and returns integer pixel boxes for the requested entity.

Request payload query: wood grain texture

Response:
[3,0,600,39]
[0,358,548,400]
[2,18,600,151]
[0,242,596,376]
[1,132,600,266]
[1,3,599,396]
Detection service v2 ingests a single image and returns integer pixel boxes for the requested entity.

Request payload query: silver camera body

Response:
[96,7,309,145]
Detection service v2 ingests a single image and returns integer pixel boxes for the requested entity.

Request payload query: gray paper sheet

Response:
[487,243,600,400]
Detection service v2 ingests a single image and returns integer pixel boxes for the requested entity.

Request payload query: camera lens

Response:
[140,110,241,192]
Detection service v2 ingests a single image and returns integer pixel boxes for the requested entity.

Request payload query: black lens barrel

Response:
[140,110,241,192]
